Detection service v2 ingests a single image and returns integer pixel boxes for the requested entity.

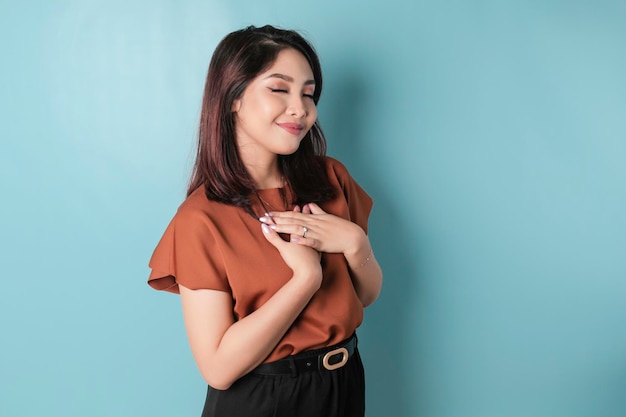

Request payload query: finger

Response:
[258,215,276,225]
[306,202,326,215]
[293,205,301,213]
[302,204,312,214]
[266,213,308,225]
[267,211,303,220]
[290,234,301,243]
[290,235,319,250]
[270,223,312,237]
[286,224,319,250]
[261,223,286,248]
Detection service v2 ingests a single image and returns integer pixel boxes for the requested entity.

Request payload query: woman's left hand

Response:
[262,202,383,308]
[260,203,365,255]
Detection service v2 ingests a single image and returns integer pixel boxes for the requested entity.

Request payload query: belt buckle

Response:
[322,347,349,370]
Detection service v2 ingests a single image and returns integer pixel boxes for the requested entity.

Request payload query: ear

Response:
[232,98,241,113]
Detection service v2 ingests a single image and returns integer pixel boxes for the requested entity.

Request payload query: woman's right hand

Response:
[182,223,324,391]
[261,223,322,288]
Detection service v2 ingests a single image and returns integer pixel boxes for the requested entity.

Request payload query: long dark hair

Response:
[187,25,336,209]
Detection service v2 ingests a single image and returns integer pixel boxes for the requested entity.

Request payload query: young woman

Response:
[148,25,383,417]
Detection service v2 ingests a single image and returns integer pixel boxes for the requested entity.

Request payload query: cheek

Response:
[245,92,281,112]
[308,106,318,123]
[260,96,287,117]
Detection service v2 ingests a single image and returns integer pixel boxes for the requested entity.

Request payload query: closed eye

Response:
[268,88,315,102]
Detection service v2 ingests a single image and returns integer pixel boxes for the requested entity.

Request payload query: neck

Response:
[245,159,283,189]
[236,135,283,189]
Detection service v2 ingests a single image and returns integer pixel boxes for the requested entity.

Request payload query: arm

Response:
[180,223,322,390]
[342,228,383,307]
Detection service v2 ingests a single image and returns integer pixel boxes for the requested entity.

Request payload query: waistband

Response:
[252,334,357,376]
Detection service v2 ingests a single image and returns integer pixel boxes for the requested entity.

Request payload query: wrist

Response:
[344,231,371,269]
[349,248,373,269]
[292,267,323,290]
[343,226,366,258]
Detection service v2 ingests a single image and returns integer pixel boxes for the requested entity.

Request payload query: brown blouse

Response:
[147,157,373,363]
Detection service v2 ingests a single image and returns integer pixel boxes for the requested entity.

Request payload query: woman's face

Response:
[232,48,317,162]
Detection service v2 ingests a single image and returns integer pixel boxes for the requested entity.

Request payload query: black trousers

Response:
[201,348,365,417]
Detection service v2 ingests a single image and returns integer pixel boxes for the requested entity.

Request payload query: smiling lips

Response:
[277,122,304,135]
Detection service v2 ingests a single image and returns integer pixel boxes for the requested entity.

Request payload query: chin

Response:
[277,148,300,156]
[276,142,303,156]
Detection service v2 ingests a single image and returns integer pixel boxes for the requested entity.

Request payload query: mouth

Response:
[277,122,305,136]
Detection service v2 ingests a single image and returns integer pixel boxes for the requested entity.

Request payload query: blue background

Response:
[2,1,625,416]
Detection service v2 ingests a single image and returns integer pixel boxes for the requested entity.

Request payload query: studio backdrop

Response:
[1,1,625,416]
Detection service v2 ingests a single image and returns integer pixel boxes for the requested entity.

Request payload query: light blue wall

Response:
[2,1,625,416]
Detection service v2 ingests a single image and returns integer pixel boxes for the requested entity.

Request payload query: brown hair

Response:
[187,25,335,209]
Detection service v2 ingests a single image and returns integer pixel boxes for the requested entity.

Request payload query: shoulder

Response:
[322,156,352,183]
[148,187,232,293]
[319,156,373,228]
[173,186,227,231]
[321,156,372,205]
[180,185,215,210]
[323,155,349,173]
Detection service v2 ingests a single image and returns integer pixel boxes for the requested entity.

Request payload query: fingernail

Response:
[262,224,270,234]
[291,236,301,242]
[270,225,277,230]
[259,216,269,223]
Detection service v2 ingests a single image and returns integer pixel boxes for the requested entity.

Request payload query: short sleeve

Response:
[147,207,229,294]
[327,158,373,234]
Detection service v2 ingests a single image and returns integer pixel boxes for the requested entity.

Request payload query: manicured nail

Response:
[262,224,270,234]
[291,236,301,242]
[259,216,270,223]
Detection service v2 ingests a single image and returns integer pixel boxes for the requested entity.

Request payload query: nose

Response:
[287,96,307,118]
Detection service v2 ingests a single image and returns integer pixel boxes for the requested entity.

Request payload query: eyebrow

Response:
[264,73,316,85]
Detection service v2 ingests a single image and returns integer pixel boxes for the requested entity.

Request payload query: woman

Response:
[148,25,383,417]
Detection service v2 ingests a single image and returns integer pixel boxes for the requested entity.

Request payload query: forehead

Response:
[260,48,314,82]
